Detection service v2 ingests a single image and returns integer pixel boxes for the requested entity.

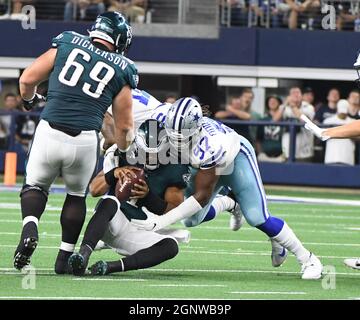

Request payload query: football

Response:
[114,167,145,202]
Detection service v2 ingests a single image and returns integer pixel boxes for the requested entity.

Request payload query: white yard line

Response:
[72,278,147,282]
[147,284,227,287]
[1,267,359,277]
[267,195,360,206]
[190,238,360,247]
[229,291,306,295]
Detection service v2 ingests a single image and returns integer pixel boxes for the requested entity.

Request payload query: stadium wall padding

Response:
[0,20,359,68]
[1,149,360,188]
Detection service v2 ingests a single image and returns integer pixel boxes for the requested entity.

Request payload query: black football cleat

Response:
[68,253,87,276]
[89,260,108,276]
[13,237,38,270]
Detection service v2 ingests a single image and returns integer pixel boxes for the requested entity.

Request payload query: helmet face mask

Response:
[135,120,169,170]
[89,11,132,54]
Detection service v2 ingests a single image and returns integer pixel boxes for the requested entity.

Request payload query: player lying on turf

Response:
[14,12,137,273]
[132,97,323,280]
[69,119,243,275]
[100,89,245,231]
[68,120,188,275]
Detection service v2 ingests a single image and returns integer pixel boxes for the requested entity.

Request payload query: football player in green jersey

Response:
[68,120,186,275]
[14,12,138,274]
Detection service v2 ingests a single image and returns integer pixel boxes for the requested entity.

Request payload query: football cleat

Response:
[271,239,288,267]
[68,253,87,276]
[229,203,245,231]
[89,261,108,276]
[301,253,323,280]
[344,258,360,270]
[13,237,38,270]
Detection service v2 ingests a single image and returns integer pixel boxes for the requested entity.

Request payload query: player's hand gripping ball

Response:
[114,167,145,202]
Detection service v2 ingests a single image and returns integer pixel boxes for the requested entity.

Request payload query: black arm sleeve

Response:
[104,168,117,186]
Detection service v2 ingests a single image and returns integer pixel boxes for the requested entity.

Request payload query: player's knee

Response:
[256,216,285,237]
[159,238,179,260]
[94,196,119,221]
[20,184,48,200]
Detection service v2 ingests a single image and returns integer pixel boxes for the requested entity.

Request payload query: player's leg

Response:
[68,195,119,275]
[89,221,178,275]
[55,131,98,274]
[90,238,178,275]
[229,139,322,279]
[14,120,60,270]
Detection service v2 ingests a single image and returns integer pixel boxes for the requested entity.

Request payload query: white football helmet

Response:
[165,97,203,149]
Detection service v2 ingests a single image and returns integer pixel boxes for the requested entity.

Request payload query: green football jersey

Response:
[120,164,190,221]
[41,31,138,132]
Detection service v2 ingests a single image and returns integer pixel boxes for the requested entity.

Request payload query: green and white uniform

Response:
[25,31,138,196]
[100,144,189,255]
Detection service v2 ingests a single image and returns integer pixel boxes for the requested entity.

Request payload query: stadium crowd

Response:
[0,0,360,31]
[1,85,359,165]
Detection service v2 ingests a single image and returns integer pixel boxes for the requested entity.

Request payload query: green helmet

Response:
[135,119,169,170]
[89,11,133,54]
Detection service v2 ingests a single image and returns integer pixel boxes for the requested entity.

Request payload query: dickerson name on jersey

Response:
[70,36,131,70]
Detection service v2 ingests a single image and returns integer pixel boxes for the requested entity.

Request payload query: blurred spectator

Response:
[323,99,355,165]
[347,89,360,120]
[286,0,321,30]
[108,0,147,23]
[256,95,285,162]
[0,93,18,149]
[165,94,177,104]
[314,88,340,124]
[219,0,248,27]
[249,0,289,28]
[12,0,36,13]
[15,104,38,153]
[280,86,315,161]
[64,0,105,21]
[215,89,256,142]
[302,86,315,105]
[337,2,360,31]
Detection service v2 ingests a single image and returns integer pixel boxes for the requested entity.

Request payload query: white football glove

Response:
[131,207,164,231]
[301,115,330,141]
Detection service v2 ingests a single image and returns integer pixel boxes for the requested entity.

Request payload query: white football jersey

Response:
[107,89,167,130]
[189,117,241,171]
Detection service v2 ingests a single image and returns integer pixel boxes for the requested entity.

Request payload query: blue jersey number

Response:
[193,136,210,160]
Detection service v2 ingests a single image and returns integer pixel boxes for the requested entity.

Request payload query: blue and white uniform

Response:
[183,117,271,228]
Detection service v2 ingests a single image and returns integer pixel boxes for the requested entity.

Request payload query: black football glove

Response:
[22,93,46,111]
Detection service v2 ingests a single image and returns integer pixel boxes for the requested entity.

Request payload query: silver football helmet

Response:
[165,97,203,149]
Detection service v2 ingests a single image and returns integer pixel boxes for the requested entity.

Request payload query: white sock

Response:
[23,216,39,227]
[272,222,310,264]
[211,196,236,215]
[60,241,75,253]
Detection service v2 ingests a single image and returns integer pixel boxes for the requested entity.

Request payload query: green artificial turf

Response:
[0,190,359,300]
